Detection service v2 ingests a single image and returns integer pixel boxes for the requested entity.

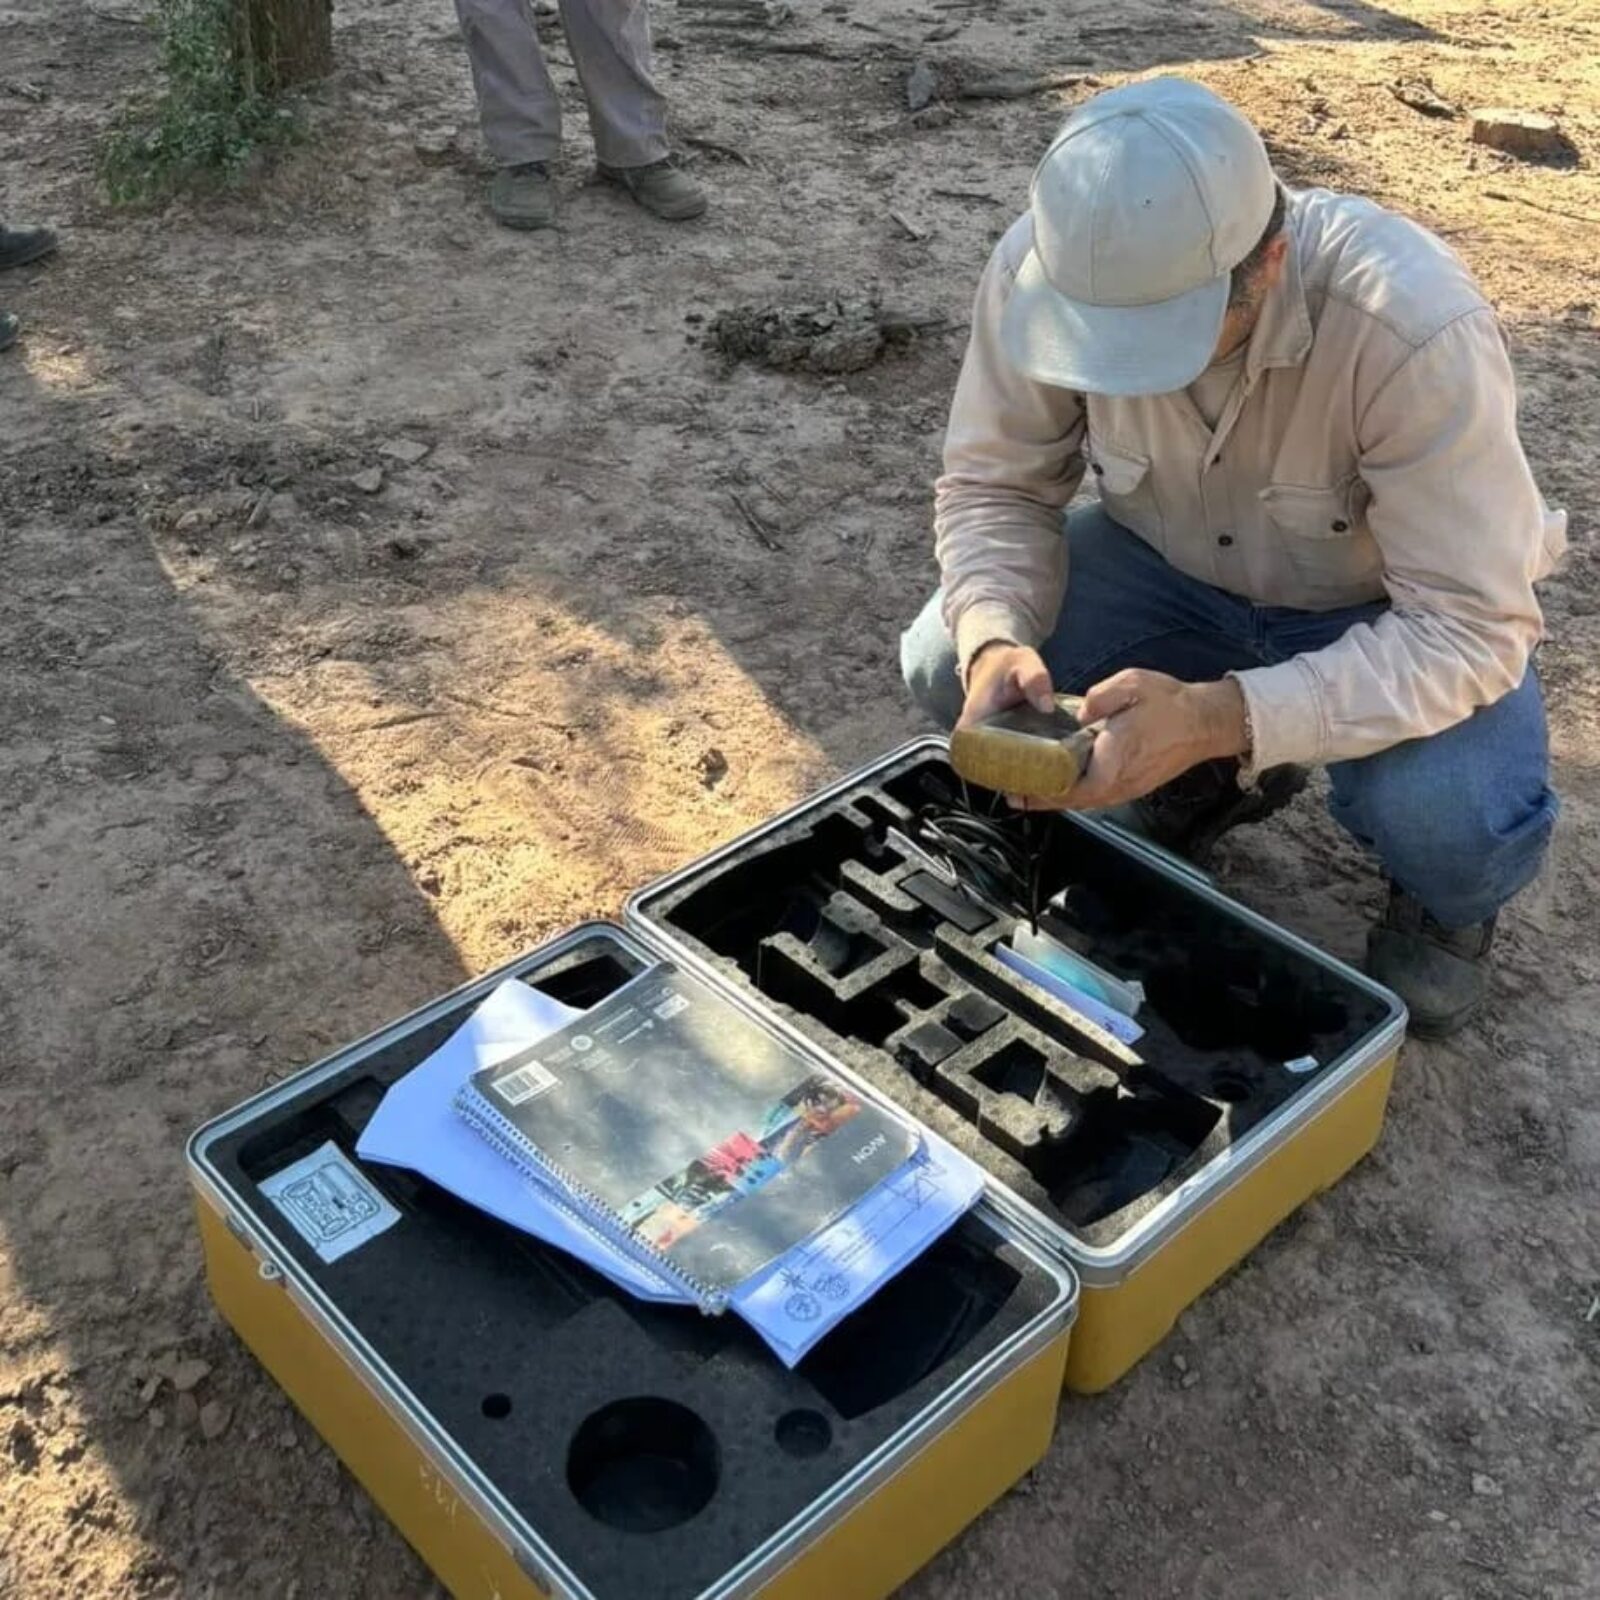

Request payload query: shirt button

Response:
[1331,519,1349,532]
[1092,463,1105,476]
[1218,534,1234,547]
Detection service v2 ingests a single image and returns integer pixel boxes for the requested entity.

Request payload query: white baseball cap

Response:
[1001,78,1278,396]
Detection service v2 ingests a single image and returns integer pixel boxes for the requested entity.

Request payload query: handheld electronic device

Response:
[949,695,1100,800]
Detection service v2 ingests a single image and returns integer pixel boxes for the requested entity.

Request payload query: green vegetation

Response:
[100,0,303,202]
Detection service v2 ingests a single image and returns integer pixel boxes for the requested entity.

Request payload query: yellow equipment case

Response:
[628,737,1407,1394]
[190,736,1404,1595]
[189,921,1081,1600]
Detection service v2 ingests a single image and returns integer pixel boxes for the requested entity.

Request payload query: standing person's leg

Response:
[562,0,666,168]
[565,0,706,218]
[455,0,562,227]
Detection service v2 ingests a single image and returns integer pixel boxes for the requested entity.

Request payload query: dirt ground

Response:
[1,0,1596,1594]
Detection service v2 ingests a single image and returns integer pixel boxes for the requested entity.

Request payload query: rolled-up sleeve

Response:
[935,231,1087,676]
[1233,308,1563,775]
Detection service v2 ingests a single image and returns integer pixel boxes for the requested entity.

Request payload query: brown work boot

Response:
[1109,759,1309,867]
[1366,884,1496,1040]
[489,163,556,230]
[597,157,707,221]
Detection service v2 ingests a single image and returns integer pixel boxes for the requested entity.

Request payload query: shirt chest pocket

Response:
[1259,477,1384,605]
[1087,436,1166,550]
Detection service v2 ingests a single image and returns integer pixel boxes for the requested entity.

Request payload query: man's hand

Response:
[1059,669,1249,811]
[1000,668,1248,811]
[958,642,1054,728]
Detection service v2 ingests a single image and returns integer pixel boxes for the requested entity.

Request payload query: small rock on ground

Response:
[170,1357,213,1392]
[378,438,431,465]
[906,59,940,112]
[1470,108,1574,161]
[1391,77,1458,118]
[413,129,456,159]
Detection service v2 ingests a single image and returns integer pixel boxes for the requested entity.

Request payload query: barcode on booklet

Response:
[493,1059,557,1106]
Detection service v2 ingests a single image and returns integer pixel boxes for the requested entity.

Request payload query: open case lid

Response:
[187,917,1080,1600]
[624,735,1408,1287]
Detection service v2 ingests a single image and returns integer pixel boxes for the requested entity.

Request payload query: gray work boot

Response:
[489,163,556,230]
[597,158,707,221]
[0,311,17,352]
[1108,758,1309,868]
[1366,884,1496,1040]
[0,223,58,272]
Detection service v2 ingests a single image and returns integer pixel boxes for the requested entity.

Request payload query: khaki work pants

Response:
[455,0,669,169]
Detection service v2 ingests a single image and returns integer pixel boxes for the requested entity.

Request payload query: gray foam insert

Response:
[202,933,1060,1600]
[634,750,1391,1251]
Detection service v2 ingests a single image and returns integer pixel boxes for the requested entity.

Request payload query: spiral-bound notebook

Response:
[453,964,917,1312]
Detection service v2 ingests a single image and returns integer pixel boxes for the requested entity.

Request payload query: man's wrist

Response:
[963,636,1019,685]
[1185,678,1250,761]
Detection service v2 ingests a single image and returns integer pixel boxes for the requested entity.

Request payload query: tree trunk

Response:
[238,0,333,91]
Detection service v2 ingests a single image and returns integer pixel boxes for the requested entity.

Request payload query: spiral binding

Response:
[452,1080,732,1316]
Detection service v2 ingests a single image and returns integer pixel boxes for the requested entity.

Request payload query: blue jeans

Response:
[901,505,1558,926]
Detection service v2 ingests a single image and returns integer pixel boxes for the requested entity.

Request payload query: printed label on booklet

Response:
[260,1140,401,1263]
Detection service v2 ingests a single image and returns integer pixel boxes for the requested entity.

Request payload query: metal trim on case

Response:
[624,734,1408,1288]
[188,919,1080,1600]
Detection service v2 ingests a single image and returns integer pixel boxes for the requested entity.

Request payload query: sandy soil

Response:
[1,0,1596,1594]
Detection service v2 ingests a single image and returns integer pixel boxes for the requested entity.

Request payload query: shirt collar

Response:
[1244,204,1313,378]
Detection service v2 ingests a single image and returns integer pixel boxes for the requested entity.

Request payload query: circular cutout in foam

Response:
[567,1397,720,1532]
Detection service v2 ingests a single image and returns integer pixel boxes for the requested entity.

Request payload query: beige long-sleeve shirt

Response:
[935,186,1568,776]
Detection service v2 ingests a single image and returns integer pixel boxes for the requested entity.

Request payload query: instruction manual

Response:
[358,972,985,1363]
[454,965,916,1308]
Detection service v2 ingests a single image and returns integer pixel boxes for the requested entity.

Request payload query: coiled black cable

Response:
[911,804,1044,930]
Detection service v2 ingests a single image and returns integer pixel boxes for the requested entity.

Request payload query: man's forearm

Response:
[935,487,1076,676]
[1229,603,1538,777]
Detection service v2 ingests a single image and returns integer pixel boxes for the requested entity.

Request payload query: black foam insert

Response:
[636,751,1393,1252]
[206,933,1060,1600]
